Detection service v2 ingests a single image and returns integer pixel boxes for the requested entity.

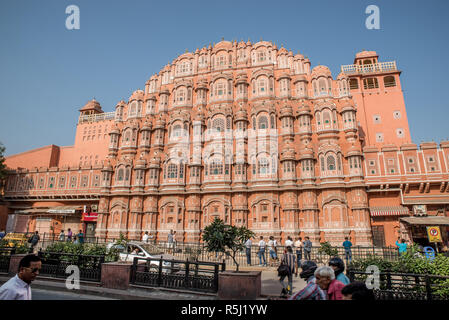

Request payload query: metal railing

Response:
[347,269,449,300]
[341,61,397,75]
[130,256,225,293]
[78,112,115,124]
[35,235,401,267]
[0,248,16,273]
[37,250,104,282]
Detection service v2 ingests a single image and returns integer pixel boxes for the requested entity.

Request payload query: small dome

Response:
[346,143,362,157]
[293,74,308,83]
[129,90,144,102]
[355,50,378,59]
[311,65,332,78]
[279,105,293,118]
[79,99,102,112]
[235,106,248,121]
[337,72,348,80]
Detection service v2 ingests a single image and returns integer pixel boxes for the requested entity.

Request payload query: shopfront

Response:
[81,205,98,239]
[399,216,449,251]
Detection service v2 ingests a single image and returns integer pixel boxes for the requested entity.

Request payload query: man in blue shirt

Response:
[342,237,353,263]
[395,238,408,255]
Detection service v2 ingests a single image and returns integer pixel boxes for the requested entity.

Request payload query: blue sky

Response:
[1,0,448,156]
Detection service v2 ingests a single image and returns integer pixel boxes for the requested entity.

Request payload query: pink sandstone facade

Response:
[2,40,449,247]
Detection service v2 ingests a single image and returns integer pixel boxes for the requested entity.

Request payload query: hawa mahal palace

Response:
[2,40,449,247]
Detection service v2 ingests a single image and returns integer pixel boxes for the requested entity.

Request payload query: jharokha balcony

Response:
[341,61,397,75]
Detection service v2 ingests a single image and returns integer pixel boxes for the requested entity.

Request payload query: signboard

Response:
[413,205,427,216]
[426,226,442,243]
[82,212,98,222]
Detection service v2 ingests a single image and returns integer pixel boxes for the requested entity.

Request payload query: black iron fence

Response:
[37,250,104,282]
[138,241,400,268]
[347,269,449,300]
[0,248,16,273]
[33,233,402,267]
[130,256,225,293]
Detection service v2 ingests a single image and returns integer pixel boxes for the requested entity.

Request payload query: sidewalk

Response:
[0,267,307,300]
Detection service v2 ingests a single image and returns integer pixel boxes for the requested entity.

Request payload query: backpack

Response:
[277,263,290,277]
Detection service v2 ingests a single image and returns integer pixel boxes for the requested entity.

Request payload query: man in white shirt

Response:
[0,254,42,300]
[142,231,149,243]
[285,236,294,248]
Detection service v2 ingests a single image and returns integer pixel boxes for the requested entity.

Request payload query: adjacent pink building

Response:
[2,40,448,248]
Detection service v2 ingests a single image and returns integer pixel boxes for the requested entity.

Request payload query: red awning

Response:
[370,206,410,217]
[82,212,98,222]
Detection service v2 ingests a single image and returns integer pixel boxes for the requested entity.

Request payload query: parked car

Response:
[106,241,180,273]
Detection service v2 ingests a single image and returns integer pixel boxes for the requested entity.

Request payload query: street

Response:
[32,288,116,300]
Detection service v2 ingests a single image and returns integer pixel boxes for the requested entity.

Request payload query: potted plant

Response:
[202,218,261,299]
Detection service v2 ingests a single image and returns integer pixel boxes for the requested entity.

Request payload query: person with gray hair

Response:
[314,265,345,300]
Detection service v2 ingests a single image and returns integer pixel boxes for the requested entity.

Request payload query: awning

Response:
[47,206,83,214]
[370,206,410,217]
[400,216,449,226]
[14,208,49,214]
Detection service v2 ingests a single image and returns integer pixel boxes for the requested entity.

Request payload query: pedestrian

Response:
[294,237,303,268]
[285,236,293,248]
[268,236,278,266]
[303,236,312,261]
[341,281,375,300]
[67,228,73,242]
[258,236,267,266]
[244,237,252,266]
[314,266,345,300]
[342,237,353,263]
[279,246,297,296]
[28,231,40,252]
[289,261,326,300]
[0,254,42,300]
[58,230,65,241]
[167,230,174,253]
[173,231,177,252]
[77,230,84,244]
[142,231,149,243]
[0,230,6,240]
[395,238,408,255]
[73,235,79,244]
[329,257,350,285]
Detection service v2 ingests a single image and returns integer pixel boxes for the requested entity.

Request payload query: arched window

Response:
[258,158,269,174]
[323,111,331,125]
[258,79,266,93]
[349,79,359,90]
[210,159,223,175]
[363,78,379,89]
[384,76,396,88]
[117,168,124,181]
[125,168,130,181]
[270,115,275,129]
[212,118,225,132]
[172,125,181,137]
[258,116,268,129]
[320,157,325,171]
[327,155,336,170]
[168,163,178,178]
[319,79,327,94]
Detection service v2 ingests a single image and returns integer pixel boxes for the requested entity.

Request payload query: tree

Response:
[202,218,255,272]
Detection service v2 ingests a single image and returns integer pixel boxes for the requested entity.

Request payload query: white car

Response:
[106,241,179,273]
